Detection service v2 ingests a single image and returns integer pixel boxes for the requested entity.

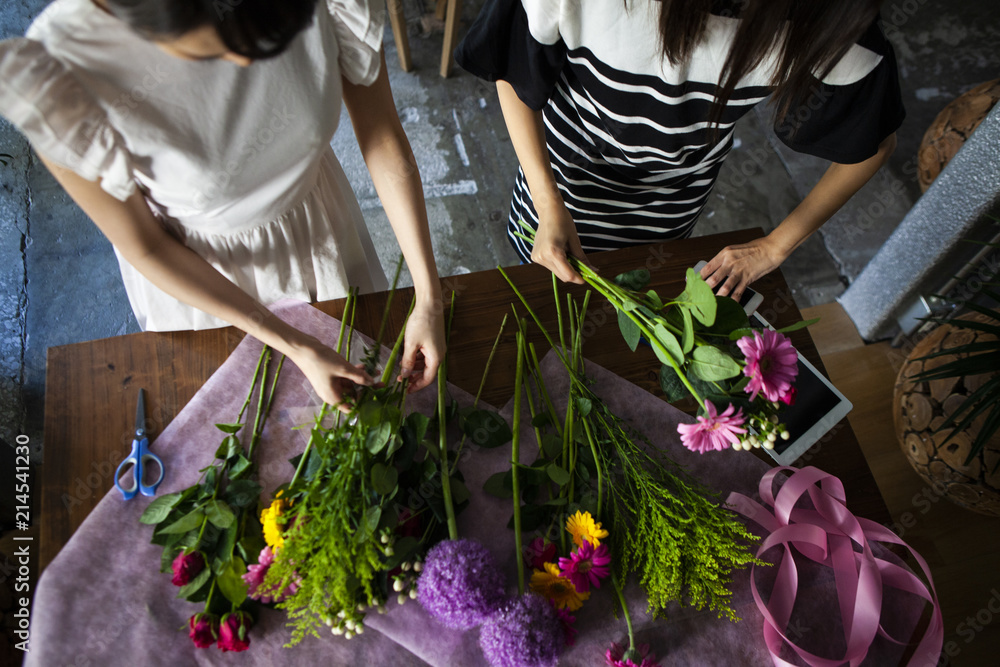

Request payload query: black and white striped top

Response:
[456,0,905,262]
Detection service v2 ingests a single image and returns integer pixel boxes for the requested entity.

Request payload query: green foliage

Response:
[141,345,281,617]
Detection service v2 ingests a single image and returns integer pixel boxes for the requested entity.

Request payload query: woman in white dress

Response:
[0,0,445,407]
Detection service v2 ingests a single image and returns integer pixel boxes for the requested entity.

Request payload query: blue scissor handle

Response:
[114,436,165,500]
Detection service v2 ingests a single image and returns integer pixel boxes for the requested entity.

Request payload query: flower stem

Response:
[512,327,527,596]
[438,293,459,541]
[612,574,637,653]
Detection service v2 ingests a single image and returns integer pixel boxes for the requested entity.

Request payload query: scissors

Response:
[114,388,165,500]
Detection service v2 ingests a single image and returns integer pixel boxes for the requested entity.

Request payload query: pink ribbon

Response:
[727,466,943,667]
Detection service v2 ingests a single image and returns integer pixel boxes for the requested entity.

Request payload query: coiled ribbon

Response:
[727,466,943,667]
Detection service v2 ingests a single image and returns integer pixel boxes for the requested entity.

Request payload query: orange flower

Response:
[565,510,608,548]
[529,563,589,611]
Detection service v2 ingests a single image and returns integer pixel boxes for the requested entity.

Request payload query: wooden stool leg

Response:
[439,0,463,77]
[387,0,413,72]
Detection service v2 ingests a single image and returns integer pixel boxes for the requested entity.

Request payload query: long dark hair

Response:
[659,0,882,125]
[104,0,318,59]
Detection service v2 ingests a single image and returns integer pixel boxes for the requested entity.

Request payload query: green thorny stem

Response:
[365,255,406,376]
[509,223,705,406]
[512,325,527,595]
[438,292,459,540]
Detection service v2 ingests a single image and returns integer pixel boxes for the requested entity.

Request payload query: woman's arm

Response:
[700,133,897,300]
[496,80,586,284]
[38,154,373,410]
[341,52,445,392]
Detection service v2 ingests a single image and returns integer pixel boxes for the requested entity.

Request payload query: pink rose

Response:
[171,551,206,587]
[188,613,218,649]
[218,611,253,652]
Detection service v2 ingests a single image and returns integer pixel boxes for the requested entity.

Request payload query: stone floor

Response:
[1,0,999,458]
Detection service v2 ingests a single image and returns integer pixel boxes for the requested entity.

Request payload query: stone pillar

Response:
[840,103,1000,341]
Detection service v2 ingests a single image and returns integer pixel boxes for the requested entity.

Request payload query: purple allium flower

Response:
[417,538,506,629]
[480,593,563,667]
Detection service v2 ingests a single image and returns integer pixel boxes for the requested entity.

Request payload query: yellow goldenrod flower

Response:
[565,510,609,548]
[529,563,589,611]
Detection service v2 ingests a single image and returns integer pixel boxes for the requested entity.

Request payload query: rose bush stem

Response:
[236,346,270,424]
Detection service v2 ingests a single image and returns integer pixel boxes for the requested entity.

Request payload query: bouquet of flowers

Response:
[513,220,811,454]
[253,274,477,645]
[140,345,284,652]
[492,270,767,663]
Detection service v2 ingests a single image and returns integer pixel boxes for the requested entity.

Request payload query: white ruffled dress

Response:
[0,0,389,331]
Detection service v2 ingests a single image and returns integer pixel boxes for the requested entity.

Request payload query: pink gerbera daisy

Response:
[677,401,747,453]
[737,329,799,403]
[558,539,611,593]
[605,642,660,667]
[242,546,299,604]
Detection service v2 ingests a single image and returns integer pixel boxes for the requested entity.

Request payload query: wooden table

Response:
[41,229,891,571]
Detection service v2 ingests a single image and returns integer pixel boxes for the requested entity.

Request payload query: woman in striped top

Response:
[456,0,904,299]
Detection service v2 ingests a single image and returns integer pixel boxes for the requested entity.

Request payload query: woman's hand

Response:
[699,235,786,301]
[290,340,375,412]
[398,299,446,392]
[531,203,587,284]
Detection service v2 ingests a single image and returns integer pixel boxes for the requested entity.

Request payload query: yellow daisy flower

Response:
[565,510,609,548]
[529,563,589,611]
[261,495,291,551]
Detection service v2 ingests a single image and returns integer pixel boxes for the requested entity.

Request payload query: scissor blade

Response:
[135,388,147,436]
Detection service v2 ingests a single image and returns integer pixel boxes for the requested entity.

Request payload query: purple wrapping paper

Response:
[28,300,925,666]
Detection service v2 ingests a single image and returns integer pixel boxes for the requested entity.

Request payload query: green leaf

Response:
[224,480,261,509]
[546,464,571,486]
[614,268,651,291]
[217,557,248,606]
[139,492,183,525]
[204,500,235,529]
[176,566,212,599]
[646,290,663,310]
[160,509,205,534]
[659,365,688,402]
[620,297,639,313]
[228,454,253,480]
[683,268,717,325]
[652,324,684,366]
[541,433,563,459]
[484,471,513,499]
[574,397,593,417]
[404,412,431,443]
[729,327,756,341]
[366,422,393,455]
[708,296,750,335]
[214,423,243,434]
[690,346,742,381]
[776,318,820,334]
[680,307,694,354]
[618,310,642,352]
[461,409,513,449]
[451,480,471,506]
[531,412,554,429]
[364,506,382,536]
[371,463,399,495]
[214,435,242,460]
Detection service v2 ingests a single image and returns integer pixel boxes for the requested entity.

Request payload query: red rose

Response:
[218,611,253,652]
[171,551,205,587]
[188,613,218,649]
[523,537,557,571]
